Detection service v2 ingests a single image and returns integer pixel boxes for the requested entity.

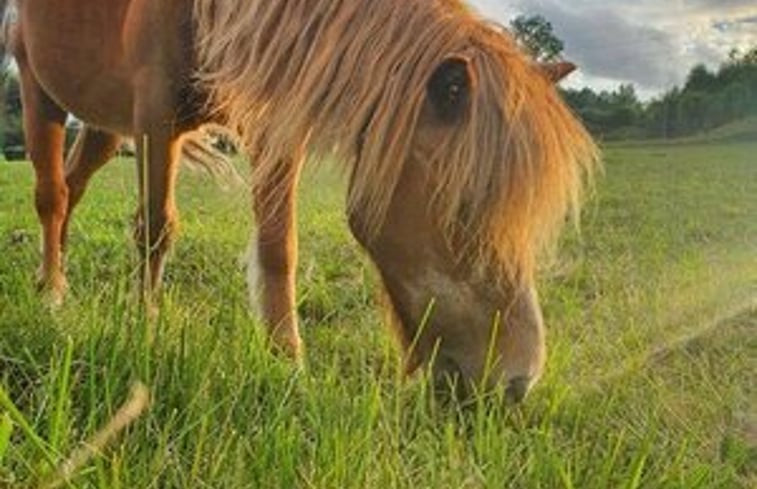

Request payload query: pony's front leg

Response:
[132,128,182,303]
[249,152,305,360]
[16,55,69,306]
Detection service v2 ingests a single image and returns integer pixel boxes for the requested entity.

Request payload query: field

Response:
[0,140,755,488]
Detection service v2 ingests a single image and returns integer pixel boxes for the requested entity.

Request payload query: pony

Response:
[2,0,598,403]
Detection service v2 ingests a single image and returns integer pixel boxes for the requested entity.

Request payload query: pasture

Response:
[0,140,755,488]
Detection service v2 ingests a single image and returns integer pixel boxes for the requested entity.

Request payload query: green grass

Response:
[1,141,756,488]
[611,117,757,147]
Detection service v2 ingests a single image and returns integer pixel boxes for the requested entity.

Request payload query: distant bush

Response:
[1,73,24,159]
[1,72,85,161]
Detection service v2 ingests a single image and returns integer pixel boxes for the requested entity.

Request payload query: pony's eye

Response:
[428,57,471,123]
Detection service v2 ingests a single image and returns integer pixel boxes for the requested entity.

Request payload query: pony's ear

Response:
[540,61,577,83]
[427,56,472,123]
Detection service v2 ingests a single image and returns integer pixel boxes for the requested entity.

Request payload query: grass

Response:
[610,116,757,147]
[0,140,756,488]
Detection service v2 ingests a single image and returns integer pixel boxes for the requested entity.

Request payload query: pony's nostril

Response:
[505,376,531,404]
[432,355,468,400]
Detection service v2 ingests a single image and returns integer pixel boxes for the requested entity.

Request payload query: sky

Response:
[468,0,757,99]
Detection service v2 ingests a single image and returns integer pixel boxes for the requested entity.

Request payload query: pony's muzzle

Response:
[431,353,536,404]
[504,376,533,404]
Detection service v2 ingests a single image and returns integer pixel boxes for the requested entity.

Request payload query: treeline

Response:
[562,47,757,139]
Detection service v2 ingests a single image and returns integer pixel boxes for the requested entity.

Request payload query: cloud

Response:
[685,0,757,10]
[471,0,683,89]
[467,0,757,96]
[714,15,757,32]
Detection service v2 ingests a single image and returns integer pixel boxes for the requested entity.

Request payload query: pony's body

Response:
[6,0,597,402]
[9,0,219,317]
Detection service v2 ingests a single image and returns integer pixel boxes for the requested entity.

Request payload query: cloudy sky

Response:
[468,0,757,99]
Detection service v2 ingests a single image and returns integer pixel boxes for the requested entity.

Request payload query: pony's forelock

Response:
[193,0,598,284]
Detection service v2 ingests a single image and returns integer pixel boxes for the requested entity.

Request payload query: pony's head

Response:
[345,28,597,402]
[194,0,598,402]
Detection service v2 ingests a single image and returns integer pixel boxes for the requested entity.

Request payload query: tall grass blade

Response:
[0,384,58,468]
[49,337,74,452]
[0,412,14,465]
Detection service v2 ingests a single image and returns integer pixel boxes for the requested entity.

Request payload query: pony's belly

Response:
[34,69,136,135]
[19,0,137,134]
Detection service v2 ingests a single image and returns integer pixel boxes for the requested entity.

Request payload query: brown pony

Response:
[3,0,597,402]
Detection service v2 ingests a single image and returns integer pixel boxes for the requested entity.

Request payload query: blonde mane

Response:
[193,0,598,282]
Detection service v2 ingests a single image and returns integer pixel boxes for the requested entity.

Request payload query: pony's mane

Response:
[193,0,598,282]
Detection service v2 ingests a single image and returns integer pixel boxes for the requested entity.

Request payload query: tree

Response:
[509,14,564,62]
[685,64,717,93]
[728,47,757,66]
[561,84,643,137]
[745,47,757,65]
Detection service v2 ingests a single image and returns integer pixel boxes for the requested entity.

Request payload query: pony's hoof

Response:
[43,287,67,309]
[271,332,304,365]
[129,281,161,320]
[36,272,68,308]
[138,293,160,321]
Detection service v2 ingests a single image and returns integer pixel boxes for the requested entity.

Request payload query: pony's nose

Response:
[432,354,467,398]
[505,376,532,404]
